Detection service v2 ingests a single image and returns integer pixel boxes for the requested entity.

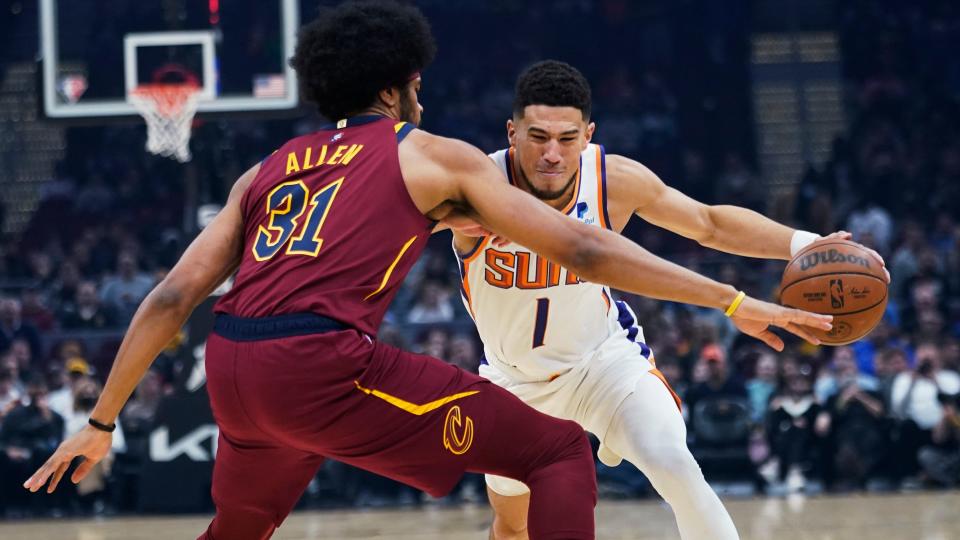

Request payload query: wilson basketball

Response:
[779,239,888,345]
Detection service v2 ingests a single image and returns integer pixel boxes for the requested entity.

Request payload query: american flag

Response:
[254,74,286,98]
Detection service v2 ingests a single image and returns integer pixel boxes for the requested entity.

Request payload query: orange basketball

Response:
[779,238,888,345]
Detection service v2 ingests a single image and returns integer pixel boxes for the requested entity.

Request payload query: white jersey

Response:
[455,144,652,383]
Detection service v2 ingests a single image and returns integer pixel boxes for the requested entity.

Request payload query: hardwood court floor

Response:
[1,491,958,539]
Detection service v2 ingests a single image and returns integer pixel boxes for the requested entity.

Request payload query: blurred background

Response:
[1,0,959,520]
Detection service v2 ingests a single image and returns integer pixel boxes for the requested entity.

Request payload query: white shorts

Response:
[479,332,656,496]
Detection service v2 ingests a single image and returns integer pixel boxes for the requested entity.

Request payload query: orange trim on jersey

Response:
[560,166,582,215]
[650,368,682,412]
[461,261,476,318]
[595,145,609,229]
[601,288,611,311]
[457,235,489,262]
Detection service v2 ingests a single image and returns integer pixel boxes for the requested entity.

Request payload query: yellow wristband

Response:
[724,291,747,317]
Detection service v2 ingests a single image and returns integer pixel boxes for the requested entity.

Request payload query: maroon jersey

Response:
[215,116,432,335]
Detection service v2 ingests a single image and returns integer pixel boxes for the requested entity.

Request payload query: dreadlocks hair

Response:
[513,60,592,121]
[290,0,436,121]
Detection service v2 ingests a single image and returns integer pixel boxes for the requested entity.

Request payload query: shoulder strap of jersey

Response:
[394,122,415,143]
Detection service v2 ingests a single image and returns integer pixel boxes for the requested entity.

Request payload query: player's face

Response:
[508,105,595,202]
[399,77,424,127]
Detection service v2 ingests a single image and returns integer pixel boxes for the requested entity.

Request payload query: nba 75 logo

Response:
[830,279,845,309]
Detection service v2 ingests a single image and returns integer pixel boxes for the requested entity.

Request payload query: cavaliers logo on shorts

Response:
[443,405,474,455]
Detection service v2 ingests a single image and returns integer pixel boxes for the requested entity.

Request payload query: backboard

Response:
[40,0,300,119]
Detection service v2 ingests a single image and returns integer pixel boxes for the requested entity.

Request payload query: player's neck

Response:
[354,104,398,121]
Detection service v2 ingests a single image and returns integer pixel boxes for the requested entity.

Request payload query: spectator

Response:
[0,367,20,424]
[406,280,455,324]
[447,334,480,373]
[0,297,42,361]
[100,251,155,324]
[19,288,56,333]
[745,349,778,424]
[888,342,960,483]
[416,327,450,359]
[814,346,879,403]
[58,281,118,330]
[917,394,960,487]
[0,374,64,516]
[874,346,911,406]
[685,343,747,435]
[5,339,35,386]
[61,376,125,514]
[48,357,94,421]
[766,374,824,492]
[816,369,887,490]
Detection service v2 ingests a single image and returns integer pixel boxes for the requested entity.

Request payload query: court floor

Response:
[1,491,958,539]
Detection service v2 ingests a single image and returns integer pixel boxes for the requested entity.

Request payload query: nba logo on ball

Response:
[830,279,844,309]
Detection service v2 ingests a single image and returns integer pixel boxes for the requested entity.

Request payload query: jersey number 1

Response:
[532,298,549,348]
[252,178,344,261]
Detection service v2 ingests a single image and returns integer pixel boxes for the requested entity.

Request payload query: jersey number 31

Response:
[252,178,344,261]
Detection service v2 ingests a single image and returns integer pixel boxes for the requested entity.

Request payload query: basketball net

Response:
[129,83,200,163]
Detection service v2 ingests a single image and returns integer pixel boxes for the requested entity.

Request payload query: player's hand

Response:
[23,425,112,494]
[441,210,492,238]
[823,230,890,283]
[441,211,511,247]
[729,296,833,351]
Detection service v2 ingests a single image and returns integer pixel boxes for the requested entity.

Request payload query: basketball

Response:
[779,239,888,345]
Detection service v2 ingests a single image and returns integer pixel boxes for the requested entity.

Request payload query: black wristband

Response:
[88,417,116,433]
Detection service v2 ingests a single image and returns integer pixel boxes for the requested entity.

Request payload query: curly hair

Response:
[513,60,592,120]
[290,0,436,121]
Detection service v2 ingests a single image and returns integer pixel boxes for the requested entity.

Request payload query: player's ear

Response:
[584,121,596,147]
[378,86,400,109]
[506,118,517,147]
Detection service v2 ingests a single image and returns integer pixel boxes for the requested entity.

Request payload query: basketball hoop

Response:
[129,82,200,163]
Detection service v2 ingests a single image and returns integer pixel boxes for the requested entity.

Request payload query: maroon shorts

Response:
[203,313,595,539]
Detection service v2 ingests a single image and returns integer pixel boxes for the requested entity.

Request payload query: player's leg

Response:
[465,382,596,540]
[603,371,739,540]
[199,333,325,540]
[487,486,531,540]
[327,341,597,540]
[197,432,324,540]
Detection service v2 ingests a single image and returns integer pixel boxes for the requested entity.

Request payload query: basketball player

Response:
[23,4,832,539]
[447,61,888,540]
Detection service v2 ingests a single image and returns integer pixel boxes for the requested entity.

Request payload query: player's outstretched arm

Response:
[23,164,256,495]
[408,133,832,346]
[608,155,888,276]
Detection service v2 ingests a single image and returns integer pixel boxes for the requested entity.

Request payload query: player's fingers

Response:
[784,322,822,346]
[24,459,56,492]
[783,308,833,331]
[72,458,97,484]
[47,461,70,494]
[753,329,785,352]
[862,246,890,283]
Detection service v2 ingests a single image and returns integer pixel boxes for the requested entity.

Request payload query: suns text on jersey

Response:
[484,249,583,289]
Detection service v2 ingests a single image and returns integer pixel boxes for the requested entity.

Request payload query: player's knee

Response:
[640,440,703,484]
